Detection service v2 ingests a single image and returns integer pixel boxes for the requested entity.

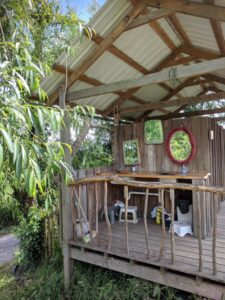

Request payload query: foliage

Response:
[0,260,204,300]
[0,0,95,199]
[0,169,22,227]
[145,120,164,144]
[170,131,191,161]
[73,121,112,169]
[123,140,139,165]
[13,205,47,267]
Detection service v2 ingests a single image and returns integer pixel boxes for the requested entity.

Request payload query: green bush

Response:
[14,206,46,267]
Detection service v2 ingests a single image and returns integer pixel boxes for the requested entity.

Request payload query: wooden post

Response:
[159,189,165,261]
[112,105,120,171]
[95,182,99,244]
[197,191,203,272]
[124,185,129,254]
[144,189,150,258]
[104,181,111,249]
[212,193,218,275]
[59,85,73,289]
[170,189,175,264]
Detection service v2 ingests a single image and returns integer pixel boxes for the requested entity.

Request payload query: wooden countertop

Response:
[99,171,211,180]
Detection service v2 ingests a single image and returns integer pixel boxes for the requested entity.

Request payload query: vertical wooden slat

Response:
[212,193,218,275]
[104,181,111,249]
[144,188,150,258]
[88,183,93,241]
[70,187,76,240]
[95,182,99,244]
[159,189,165,261]
[78,185,84,239]
[197,191,203,272]
[170,189,175,264]
[124,185,129,254]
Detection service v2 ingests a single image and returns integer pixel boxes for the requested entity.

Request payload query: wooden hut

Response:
[41,1,225,298]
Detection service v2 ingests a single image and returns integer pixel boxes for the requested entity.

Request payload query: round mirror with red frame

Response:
[166,127,196,165]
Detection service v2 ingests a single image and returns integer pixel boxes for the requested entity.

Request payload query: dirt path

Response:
[0,234,18,265]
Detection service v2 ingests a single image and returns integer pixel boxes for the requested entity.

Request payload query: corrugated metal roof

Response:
[41,0,225,120]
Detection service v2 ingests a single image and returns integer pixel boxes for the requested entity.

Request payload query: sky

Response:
[60,0,106,22]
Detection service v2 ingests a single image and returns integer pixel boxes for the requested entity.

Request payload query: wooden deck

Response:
[70,201,225,299]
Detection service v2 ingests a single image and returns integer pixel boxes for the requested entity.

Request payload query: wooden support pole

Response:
[78,185,84,239]
[95,182,99,244]
[197,191,203,272]
[144,189,150,258]
[124,185,129,254]
[59,85,73,289]
[159,189,165,261]
[170,189,175,264]
[104,181,111,250]
[70,188,76,240]
[212,193,218,275]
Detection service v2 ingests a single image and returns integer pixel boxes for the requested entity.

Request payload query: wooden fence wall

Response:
[116,117,212,175]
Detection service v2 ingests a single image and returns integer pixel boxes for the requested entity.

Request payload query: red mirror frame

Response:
[166,127,196,165]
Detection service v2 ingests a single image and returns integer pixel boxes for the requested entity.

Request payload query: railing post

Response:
[124,185,129,254]
[144,188,150,258]
[104,181,111,250]
[159,189,165,261]
[170,189,175,264]
[212,192,218,275]
[95,182,99,245]
[70,187,77,240]
[197,191,203,272]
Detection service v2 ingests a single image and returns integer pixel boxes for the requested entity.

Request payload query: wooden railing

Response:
[69,175,225,275]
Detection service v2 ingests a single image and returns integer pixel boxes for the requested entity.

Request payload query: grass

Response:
[0,257,206,300]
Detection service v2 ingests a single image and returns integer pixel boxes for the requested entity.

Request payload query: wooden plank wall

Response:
[116,117,212,174]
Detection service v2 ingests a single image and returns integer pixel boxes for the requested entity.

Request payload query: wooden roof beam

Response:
[150,20,177,51]
[101,47,185,117]
[146,0,225,22]
[47,2,146,106]
[178,45,221,60]
[148,106,225,121]
[126,8,172,30]
[202,74,225,85]
[120,91,225,114]
[52,64,146,106]
[66,57,225,101]
[210,19,225,55]
[168,14,192,47]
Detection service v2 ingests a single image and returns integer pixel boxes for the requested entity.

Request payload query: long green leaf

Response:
[16,153,22,180]
[0,128,14,153]
[29,171,36,196]
[13,139,20,164]
[0,144,3,169]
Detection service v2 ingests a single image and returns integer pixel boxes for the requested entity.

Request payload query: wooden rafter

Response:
[120,86,225,114]
[146,0,225,22]
[150,20,177,51]
[148,106,225,121]
[66,57,225,101]
[210,20,225,55]
[126,8,171,30]
[101,47,184,117]
[52,64,146,106]
[203,74,225,85]
[47,2,146,106]
[168,14,192,47]
[178,45,221,60]
[92,35,149,75]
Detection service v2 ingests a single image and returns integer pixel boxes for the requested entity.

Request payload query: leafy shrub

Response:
[14,206,46,267]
